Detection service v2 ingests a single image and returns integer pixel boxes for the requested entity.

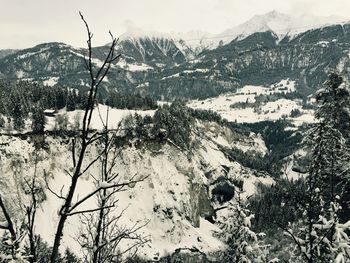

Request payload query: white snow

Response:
[43,77,59,87]
[207,11,347,47]
[16,47,50,60]
[68,49,85,59]
[293,110,315,126]
[0,105,155,135]
[238,174,274,200]
[238,79,296,95]
[32,137,230,259]
[45,104,156,131]
[114,11,347,54]
[15,70,25,79]
[117,58,153,72]
[0,114,274,260]
[188,80,313,125]
[233,133,268,156]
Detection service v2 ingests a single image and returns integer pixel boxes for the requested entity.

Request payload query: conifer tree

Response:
[66,91,76,112]
[12,100,25,131]
[31,106,46,134]
[284,71,350,263]
[218,189,269,263]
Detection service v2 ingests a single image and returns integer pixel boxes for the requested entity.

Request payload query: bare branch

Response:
[0,194,18,256]
[86,131,103,145]
[72,138,76,168]
[79,151,104,177]
[44,170,66,200]
[66,203,116,217]
[96,220,150,253]
[68,176,148,213]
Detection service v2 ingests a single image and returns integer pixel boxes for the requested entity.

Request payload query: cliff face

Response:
[0,120,273,260]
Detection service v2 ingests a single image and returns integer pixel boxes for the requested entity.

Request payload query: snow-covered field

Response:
[188,80,315,125]
[238,79,296,95]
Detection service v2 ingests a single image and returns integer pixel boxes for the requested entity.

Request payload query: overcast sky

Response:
[1,0,350,49]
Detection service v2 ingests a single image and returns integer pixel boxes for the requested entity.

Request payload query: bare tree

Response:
[0,146,42,262]
[48,12,146,262]
[23,153,39,263]
[21,147,48,263]
[48,12,120,262]
[1,12,147,263]
[77,108,149,263]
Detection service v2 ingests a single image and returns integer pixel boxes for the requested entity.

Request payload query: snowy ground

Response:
[188,80,315,125]
[0,104,155,134]
[0,117,274,260]
[43,76,59,87]
[117,58,154,72]
[48,104,155,130]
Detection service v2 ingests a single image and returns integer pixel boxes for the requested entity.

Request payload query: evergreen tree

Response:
[306,72,350,207]
[63,248,80,263]
[218,190,270,263]
[12,100,25,131]
[285,71,350,262]
[315,72,350,142]
[31,106,46,134]
[53,86,67,110]
[134,113,148,138]
[66,91,76,111]
[152,100,194,150]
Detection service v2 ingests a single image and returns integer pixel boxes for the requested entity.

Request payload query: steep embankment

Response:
[0,119,273,260]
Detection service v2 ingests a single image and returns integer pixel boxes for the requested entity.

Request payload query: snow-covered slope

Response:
[0,115,273,260]
[119,28,211,48]
[114,28,210,62]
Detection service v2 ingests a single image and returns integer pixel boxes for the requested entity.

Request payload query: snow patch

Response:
[43,77,59,87]
[117,59,153,71]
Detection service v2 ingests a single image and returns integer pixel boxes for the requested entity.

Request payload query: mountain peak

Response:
[118,23,173,42]
[213,10,346,46]
[255,10,288,20]
[265,10,286,18]
[107,11,347,51]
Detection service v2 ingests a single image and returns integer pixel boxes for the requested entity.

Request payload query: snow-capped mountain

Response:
[112,11,347,51]
[211,10,347,46]
[172,30,214,55]
[0,10,349,103]
[114,28,211,61]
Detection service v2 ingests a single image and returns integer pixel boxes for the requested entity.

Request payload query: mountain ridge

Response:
[1,12,350,103]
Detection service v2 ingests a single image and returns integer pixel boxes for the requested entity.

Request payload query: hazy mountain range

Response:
[1,10,349,101]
